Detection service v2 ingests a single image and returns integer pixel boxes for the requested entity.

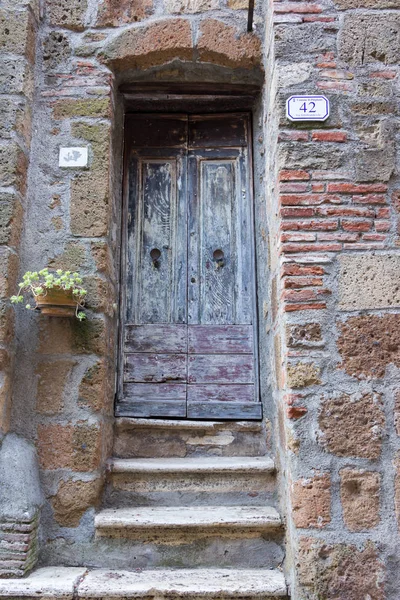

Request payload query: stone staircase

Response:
[1,419,288,599]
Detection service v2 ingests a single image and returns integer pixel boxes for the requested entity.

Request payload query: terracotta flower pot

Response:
[34,288,78,317]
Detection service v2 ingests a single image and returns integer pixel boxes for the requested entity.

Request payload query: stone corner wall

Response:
[269,0,400,598]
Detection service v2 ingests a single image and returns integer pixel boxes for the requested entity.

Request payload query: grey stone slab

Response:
[77,568,287,598]
[338,254,400,311]
[0,567,87,598]
[110,456,275,474]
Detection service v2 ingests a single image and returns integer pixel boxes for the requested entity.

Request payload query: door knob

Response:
[213,249,225,268]
[150,248,161,268]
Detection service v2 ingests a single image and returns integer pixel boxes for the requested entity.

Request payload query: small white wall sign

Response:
[59,147,88,168]
[286,95,330,122]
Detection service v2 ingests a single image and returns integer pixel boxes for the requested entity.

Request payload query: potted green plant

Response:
[11,268,87,320]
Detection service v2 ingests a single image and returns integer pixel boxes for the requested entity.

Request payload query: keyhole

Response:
[150,248,161,268]
[213,249,225,268]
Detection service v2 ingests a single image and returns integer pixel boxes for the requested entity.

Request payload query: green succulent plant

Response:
[11,268,87,321]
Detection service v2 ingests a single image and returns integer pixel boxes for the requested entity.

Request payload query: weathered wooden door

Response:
[117,114,261,420]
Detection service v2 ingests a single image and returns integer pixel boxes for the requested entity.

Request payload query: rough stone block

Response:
[51,478,102,527]
[42,31,71,71]
[37,421,102,471]
[278,143,347,170]
[335,0,399,6]
[355,146,395,182]
[198,20,261,69]
[0,98,27,142]
[0,249,18,300]
[286,323,322,348]
[0,194,24,248]
[52,98,110,120]
[38,319,73,355]
[340,469,380,531]
[46,0,88,31]
[70,172,109,237]
[48,242,88,272]
[291,474,331,528]
[340,13,400,66]
[319,393,384,459]
[0,143,27,193]
[35,360,76,415]
[286,362,320,388]
[228,0,247,7]
[297,538,384,599]
[338,254,400,311]
[0,58,33,98]
[275,23,336,59]
[165,0,219,13]
[72,317,107,356]
[101,19,193,71]
[96,0,152,26]
[90,241,113,276]
[337,314,400,379]
[0,304,15,345]
[78,361,107,412]
[0,9,36,61]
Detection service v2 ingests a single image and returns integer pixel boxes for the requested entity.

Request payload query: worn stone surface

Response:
[286,323,322,348]
[42,31,71,71]
[338,314,400,379]
[0,8,35,60]
[198,20,261,69]
[78,361,106,412]
[319,393,385,459]
[37,422,102,471]
[52,478,102,527]
[286,362,320,388]
[340,13,400,66]
[291,474,330,528]
[48,242,88,272]
[297,538,385,599]
[165,0,220,13]
[0,194,23,248]
[0,144,27,192]
[52,98,110,120]
[0,57,33,98]
[102,19,193,70]
[46,0,88,31]
[96,0,152,26]
[335,0,399,6]
[340,469,380,531]
[35,361,75,415]
[338,254,400,311]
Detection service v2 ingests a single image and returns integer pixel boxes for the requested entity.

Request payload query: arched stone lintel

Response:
[100,18,262,72]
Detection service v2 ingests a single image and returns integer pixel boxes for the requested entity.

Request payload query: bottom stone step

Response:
[0,567,288,599]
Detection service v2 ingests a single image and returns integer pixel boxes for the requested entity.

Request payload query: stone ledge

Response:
[110,456,275,474]
[0,567,287,598]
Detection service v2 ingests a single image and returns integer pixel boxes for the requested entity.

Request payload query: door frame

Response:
[116,104,261,420]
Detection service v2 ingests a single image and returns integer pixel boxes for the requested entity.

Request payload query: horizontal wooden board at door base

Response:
[124,354,187,383]
[187,401,262,420]
[188,325,253,354]
[125,325,187,353]
[116,400,186,418]
[187,384,254,403]
[188,355,254,384]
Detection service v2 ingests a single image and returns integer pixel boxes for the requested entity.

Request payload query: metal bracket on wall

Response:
[247,0,255,32]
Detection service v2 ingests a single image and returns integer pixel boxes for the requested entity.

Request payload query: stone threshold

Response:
[0,567,288,598]
[110,456,275,474]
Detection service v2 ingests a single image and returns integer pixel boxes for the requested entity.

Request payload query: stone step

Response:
[95,506,282,541]
[105,456,276,508]
[0,567,288,599]
[114,418,268,458]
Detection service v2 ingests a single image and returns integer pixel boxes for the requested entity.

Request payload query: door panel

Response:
[119,114,261,420]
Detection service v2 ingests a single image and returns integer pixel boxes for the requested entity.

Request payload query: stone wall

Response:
[270,0,400,597]
[0,0,399,596]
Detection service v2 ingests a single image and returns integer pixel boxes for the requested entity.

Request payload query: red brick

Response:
[342,220,372,232]
[278,131,309,142]
[316,206,374,217]
[312,183,325,193]
[375,221,391,232]
[319,69,354,81]
[376,208,390,218]
[274,2,322,13]
[304,15,335,22]
[284,276,323,288]
[279,169,310,181]
[281,264,325,276]
[283,289,318,302]
[282,242,342,253]
[280,194,340,206]
[370,70,397,79]
[284,302,326,311]
[281,219,338,231]
[281,233,316,243]
[352,194,387,205]
[327,183,387,194]
[279,182,310,193]
[318,232,358,242]
[312,131,347,143]
[362,233,387,242]
[317,81,353,91]
[317,61,337,68]
[281,207,316,218]
[287,406,308,419]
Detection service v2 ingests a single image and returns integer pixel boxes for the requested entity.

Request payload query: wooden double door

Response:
[117,114,261,420]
